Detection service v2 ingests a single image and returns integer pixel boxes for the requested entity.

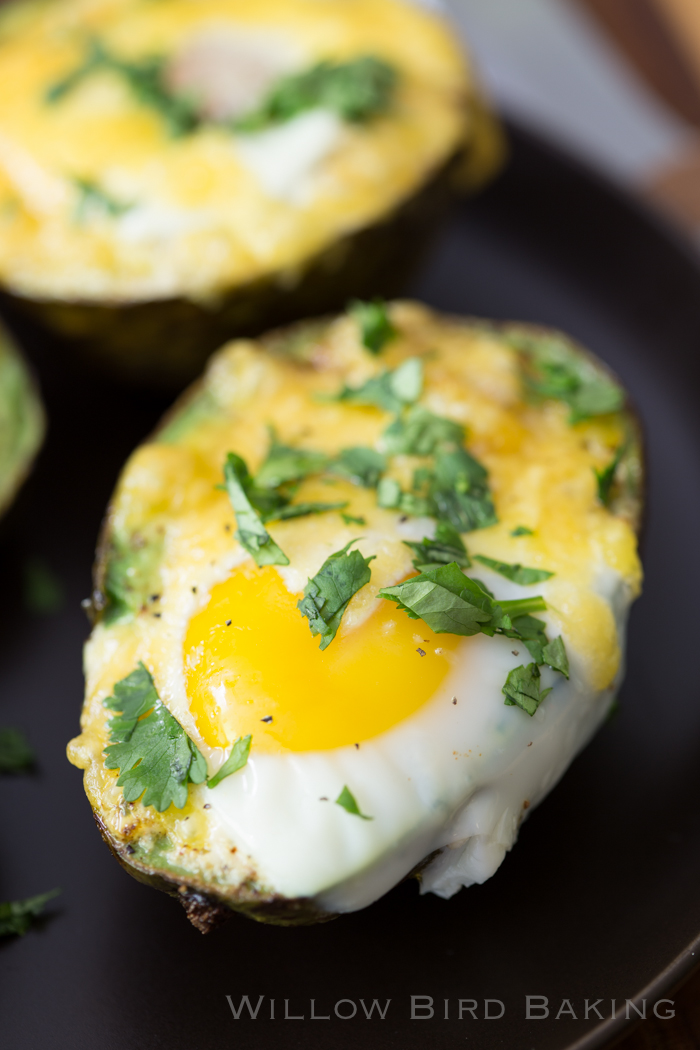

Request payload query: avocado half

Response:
[0,323,44,518]
[68,302,642,930]
[0,0,503,388]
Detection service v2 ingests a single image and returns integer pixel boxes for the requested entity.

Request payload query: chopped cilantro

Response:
[512,332,624,424]
[0,889,60,937]
[595,445,624,505]
[348,298,397,354]
[430,448,497,532]
[73,177,132,223]
[46,39,200,137]
[223,452,289,566]
[23,557,64,614]
[333,356,422,412]
[0,727,34,773]
[542,635,570,678]
[377,477,401,509]
[255,429,327,489]
[511,525,534,537]
[383,406,464,456]
[404,521,471,571]
[269,501,348,522]
[502,663,552,716]
[208,735,252,789]
[376,477,432,516]
[103,663,207,812]
[234,56,397,132]
[472,554,554,586]
[379,563,545,638]
[331,446,386,488]
[335,785,372,820]
[342,512,366,526]
[298,541,375,650]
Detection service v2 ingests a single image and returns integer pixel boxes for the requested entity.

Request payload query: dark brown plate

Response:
[1,124,699,1050]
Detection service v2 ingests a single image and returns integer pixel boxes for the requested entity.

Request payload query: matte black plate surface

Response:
[1,126,700,1050]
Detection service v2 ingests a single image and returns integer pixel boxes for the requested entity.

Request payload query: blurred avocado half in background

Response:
[0,0,504,389]
[0,325,44,517]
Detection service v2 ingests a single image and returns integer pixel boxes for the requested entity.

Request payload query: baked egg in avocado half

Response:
[0,324,44,518]
[69,301,643,930]
[0,0,502,388]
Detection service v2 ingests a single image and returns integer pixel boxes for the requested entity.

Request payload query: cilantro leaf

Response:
[595,445,624,506]
[331,446,386,488]
[73,177,132,223]
[512,332,624,424]
[404,521,471,571]
[223,452,289,566]
[47,39,201,137]
[335,785,372,820]
[333,357,422,412]
[472,554,554,586]
[255,429,327,489]
[376,477,433,516]
[342,512,366,526]
[103,663,207,812]
[430,448,497,532]
[0,727,34,772]
[349,297,397,354]
[511,525,534,537]
[509,613,548,663]
[298,541,375,650]
[379,563,547,638]
[234,56,397,132]
[542,635,570,678]
[208,735,252,789]
[0,889,60,937]
[266,501,348,522]
[502,663,552,716]
[383,406,464,456]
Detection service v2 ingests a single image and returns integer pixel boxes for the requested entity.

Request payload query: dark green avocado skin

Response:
[1,152,469,391]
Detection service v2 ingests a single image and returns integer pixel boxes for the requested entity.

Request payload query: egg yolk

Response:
[184,565,463,753]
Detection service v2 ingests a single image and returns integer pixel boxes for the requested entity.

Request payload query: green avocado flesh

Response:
[0,326,44,517]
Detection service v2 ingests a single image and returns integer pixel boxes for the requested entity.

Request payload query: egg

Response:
[68,301,643,927]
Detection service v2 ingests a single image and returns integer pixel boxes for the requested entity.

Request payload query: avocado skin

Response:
[0,323,45,517]
[1,139,490,392]
[93,811,338,930]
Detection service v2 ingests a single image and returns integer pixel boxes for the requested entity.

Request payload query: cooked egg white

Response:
[69,302,642,914]
[0,0,483,302]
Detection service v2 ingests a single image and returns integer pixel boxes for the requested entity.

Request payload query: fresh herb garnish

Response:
[502,663,552,716]
[73,177,132,223]
[376,477,433,517]
[542,635,570,678]
[103,663,207,812]
[429,448,498,532]
[331,447,386,488]
[0,889,60,937]
[208,735,252,789]
[255,429,327,489]
[23,557,64,614]
[269,501,348,522]
[0,727,34,773]
[298,541,375,650]
[335,785,372,820]
[382,405,464,456]
[333,356,422,413]
[46,39,201,137]
[234,56,397,133]
[595,445,624,506]
[404,521,471,571]
[511,525,534,537]
[223,452,289,566]
[472,554,554,586]
[342,512,366,526]
[348,297,397,354]
[512,332,624,424]
[379,563,546,638]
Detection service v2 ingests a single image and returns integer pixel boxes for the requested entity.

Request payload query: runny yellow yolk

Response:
[184,565,463,753]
